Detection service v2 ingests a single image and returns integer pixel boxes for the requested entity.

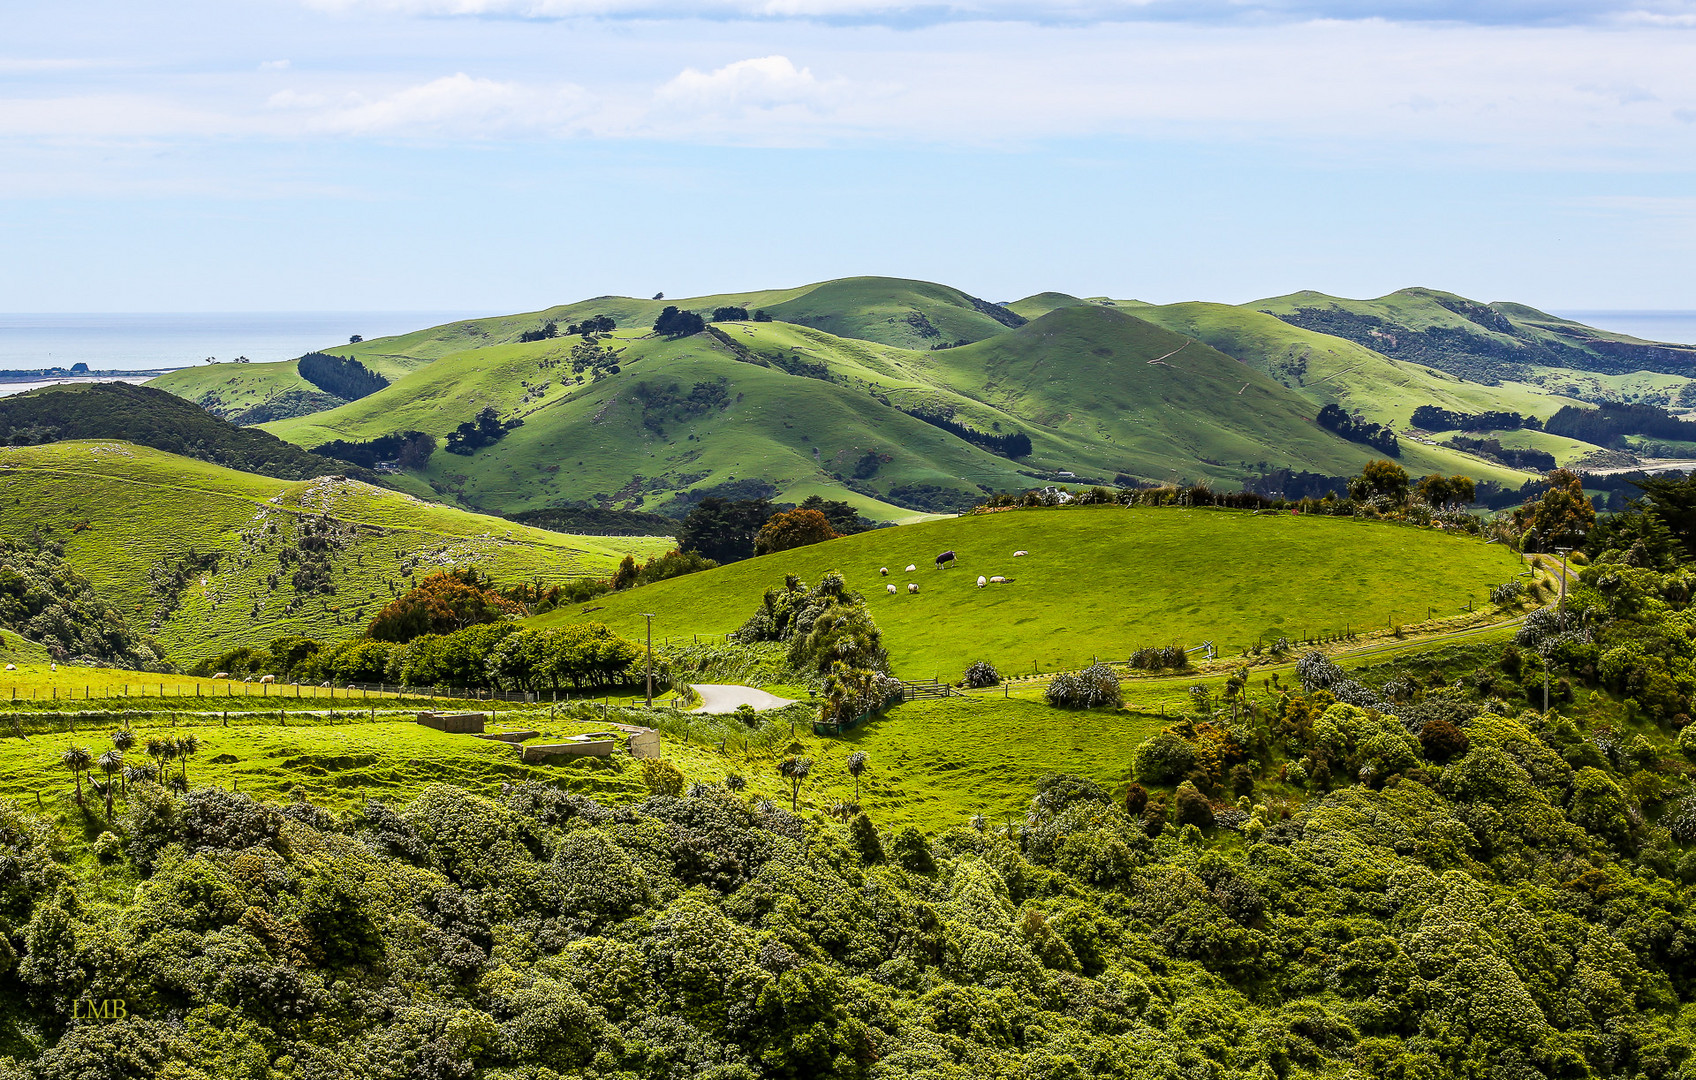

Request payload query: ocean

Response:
[0,311,494,374]
[1556,310,1696,348]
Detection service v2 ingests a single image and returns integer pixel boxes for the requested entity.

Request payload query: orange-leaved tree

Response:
[754,508,838,556]
[367,568,524,643]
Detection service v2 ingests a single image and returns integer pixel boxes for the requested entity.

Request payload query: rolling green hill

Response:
[148,360,348,424]
[534,505,1521,677]
[256,303,1453,520]
[1252,286,1696,386]
[147,277,1696,519]
[0,441,671,663]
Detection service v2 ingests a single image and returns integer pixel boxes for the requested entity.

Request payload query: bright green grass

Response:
[257,301,1450,521]
[263,325,1046,519]
[0,442,670,662]
[1131,303,1578,426]
[537,505,1522,678]
[146,360,339,423]
[0,657,459,708]
[1251,286,1676,369]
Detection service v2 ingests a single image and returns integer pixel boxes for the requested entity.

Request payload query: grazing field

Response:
[538,505,1524,677]
[0,441,670,663]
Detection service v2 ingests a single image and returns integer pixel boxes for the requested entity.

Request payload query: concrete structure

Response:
[416,711,488,734]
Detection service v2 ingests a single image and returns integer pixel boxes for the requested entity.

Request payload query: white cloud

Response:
[259,59,292,71]
[656,55,830,111]
[272,73,592,136]
[295,0,1696,27]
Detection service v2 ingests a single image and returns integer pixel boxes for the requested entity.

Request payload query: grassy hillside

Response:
[0,441,670,663]
[259,304,1421,519]
[535,505,1521,677]
[147,360,347,424]
[0,382,400,486]
[152,278,1689,519]
[1252,286,1696,386]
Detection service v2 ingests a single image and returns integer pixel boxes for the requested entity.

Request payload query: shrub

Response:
[640,759,685,798]
[1132,731,1196,785]
[889,826,935,873]
[1173,782,1214,828]
[91,832,122,863]
[960,660,1000,688]
[1296,651,1345,692]
[848,813,884,864]
[1678,723,1696,761]
[1046,664,1122,708]
[1123,782,1148,817]
[1491,580,1524,605]
[1418,718,1470,763]
[1130,645,1187,671]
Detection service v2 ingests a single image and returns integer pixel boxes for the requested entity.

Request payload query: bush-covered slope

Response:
[0,442,670,662]
[0,383,380,483]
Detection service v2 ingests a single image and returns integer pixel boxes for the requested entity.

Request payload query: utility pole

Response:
[1555,546,1573,632]
[641,613,656,708]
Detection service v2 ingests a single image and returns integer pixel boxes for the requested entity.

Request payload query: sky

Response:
[2,0,1694,312]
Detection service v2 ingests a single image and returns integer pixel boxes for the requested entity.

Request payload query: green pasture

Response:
[0,442,669,661]
[538,505,1523,678]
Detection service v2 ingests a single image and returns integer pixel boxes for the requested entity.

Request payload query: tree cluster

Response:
[1546,401,1696,446]
[1410,404,1534,432]
[677,497,776,564]
[0,383,383,484]
[365,568,526,643]
[902,408,1032,458]
[1442,435,1557,473]
[311,430,435,470]
[297,352,389,401]
[652,306,706,338]
[1316,402,1400,455]
[565,315,617,336]
[443,406,522,455]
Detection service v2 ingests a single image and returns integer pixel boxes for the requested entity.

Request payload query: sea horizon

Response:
[0,307,1690,380]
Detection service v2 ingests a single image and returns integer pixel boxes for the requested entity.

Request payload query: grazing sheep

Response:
[935,550,957,569]
[977,575,987,587]
[321,681,332,688]
[908,583,919,593]
[905,564,917,572]
[880,567,889,576]
[886,584,897,594]
[1013,550,1028,557]
[213,672,229,680]
[990,575,1006,584]
[259,674,276,685]
[3,664,14,671]
[242,675,253,683]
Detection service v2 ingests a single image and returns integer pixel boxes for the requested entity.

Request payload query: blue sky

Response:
[2,0,1693,311]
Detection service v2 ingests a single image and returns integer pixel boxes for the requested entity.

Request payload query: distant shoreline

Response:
[0,368,186,384]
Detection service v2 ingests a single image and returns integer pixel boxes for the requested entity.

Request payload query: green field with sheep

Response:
[537,504,1526,678]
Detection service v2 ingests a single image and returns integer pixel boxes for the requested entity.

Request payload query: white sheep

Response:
[879,567,889,576]
[3,664,14,671]
[905,564,917,572]
[321,681,332,688]
[886,584,897,594]
[908,583,919,593]
[990,575,1007,584]
[977,575,987,587]
[1013,550,1028,557]
[213,672,229,680]
[259,674,276,684]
